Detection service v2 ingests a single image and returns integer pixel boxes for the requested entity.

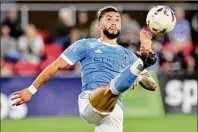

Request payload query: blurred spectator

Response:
[162,7,195,72]
[51,8,74,48]
[18,24,44,65]
[191,12,198,32]
[193,45,198,71]
[168,7,192,45]
[2,9,23,38]
[119,13,141,52]
[70,11,90,44]
[76,11,90,39]
[1,25,19,62]
[90,19,100,38]
[70,27,80,44]
[191,12,198,71]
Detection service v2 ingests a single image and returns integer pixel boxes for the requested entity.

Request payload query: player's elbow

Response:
[53,57,69,70]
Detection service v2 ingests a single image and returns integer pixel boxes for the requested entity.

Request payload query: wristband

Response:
[28,85,37,95]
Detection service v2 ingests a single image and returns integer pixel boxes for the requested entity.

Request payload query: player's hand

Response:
[130,76,142,91]
[11,89,33,106]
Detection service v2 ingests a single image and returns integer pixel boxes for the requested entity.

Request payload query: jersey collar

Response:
[98,38,119,47]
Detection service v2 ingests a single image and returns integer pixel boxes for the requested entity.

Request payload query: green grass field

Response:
[1,115,197,132]
[1,74,197,132]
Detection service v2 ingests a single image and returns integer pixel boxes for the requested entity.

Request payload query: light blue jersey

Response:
[61,38,137,107]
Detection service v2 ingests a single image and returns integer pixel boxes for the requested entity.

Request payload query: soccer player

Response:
[12,6,158,132]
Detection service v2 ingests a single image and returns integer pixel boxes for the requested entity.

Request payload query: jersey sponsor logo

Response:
[94,49,102,54]
[93,57,127,70]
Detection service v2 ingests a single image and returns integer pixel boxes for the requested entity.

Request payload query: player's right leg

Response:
[79,30,156,127]
[89,53,157,114]
[78,58,145,130]
[78,53,156,127]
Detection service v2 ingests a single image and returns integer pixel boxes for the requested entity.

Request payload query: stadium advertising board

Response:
[1,77,82,119]
[1,75,164,120]
[158,72,198,114]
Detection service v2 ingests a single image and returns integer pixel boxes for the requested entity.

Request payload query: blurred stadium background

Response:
[1,1,197,132]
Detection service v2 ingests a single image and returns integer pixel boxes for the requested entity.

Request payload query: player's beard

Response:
[103,27,120,39]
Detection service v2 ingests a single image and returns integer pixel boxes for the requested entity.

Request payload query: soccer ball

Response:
[146,5,176,35]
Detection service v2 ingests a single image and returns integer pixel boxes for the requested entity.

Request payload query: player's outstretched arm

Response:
[11,57,69,106]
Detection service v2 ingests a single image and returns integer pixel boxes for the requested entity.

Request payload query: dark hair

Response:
[97,6,118,21]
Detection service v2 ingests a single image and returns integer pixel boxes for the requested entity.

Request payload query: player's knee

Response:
[90,87,118,113]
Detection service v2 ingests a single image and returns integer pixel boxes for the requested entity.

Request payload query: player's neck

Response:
[100,36,118,45]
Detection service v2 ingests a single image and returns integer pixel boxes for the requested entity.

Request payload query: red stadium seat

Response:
[39,58,54,70]
[37,30,50,43]
[39,57,72,71]
[44,44,63,59]
[15,61,39,76]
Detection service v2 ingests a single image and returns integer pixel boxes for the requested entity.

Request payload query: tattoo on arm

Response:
[139,71,158,91]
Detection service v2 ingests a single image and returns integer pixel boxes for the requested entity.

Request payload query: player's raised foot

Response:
[136,29,157,68]
[139,28,154,52]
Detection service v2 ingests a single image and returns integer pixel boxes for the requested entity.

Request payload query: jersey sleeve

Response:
[60,39,89,65]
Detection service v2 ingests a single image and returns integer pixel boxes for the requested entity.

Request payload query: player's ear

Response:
[98,20,103,30]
